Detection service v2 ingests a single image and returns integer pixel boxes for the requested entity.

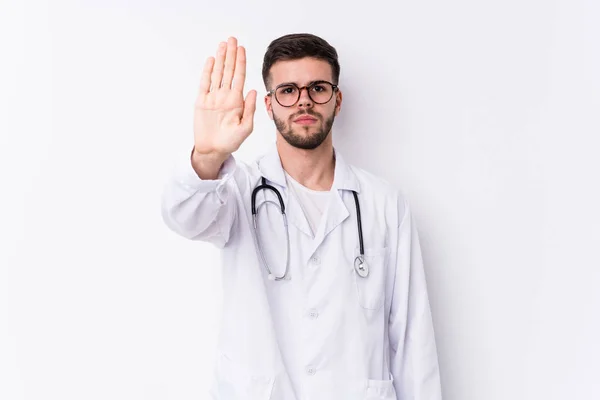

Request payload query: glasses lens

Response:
[275,85,299,107]
[274,82,334,106]
[307,82,333,104]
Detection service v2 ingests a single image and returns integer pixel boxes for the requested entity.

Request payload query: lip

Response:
[294,116,318,123]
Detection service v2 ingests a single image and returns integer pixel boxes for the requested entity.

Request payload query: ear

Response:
[265,94,274,120]
[334,88,343,116]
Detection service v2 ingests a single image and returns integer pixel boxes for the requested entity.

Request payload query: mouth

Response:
[293,116,318,125]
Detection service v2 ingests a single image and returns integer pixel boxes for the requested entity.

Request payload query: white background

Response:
[1,0,599,399]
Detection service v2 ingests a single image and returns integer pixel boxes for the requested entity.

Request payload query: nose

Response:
[297,87,313,107]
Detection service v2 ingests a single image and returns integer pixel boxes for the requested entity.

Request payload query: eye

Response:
[311,85,326,92]
[277,85,297,95]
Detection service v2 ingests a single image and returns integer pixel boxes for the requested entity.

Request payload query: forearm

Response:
[161,150,237,246]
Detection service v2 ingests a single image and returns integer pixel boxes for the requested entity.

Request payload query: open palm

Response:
[193,37,257,157]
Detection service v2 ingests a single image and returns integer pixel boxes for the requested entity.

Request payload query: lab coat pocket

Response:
[366,379,396,399]
[213,353,274,400]
[354,247,389,310]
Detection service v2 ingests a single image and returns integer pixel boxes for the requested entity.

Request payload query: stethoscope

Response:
[251,177,368,281]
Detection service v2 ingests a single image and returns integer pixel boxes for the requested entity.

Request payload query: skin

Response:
[192,36,342,191]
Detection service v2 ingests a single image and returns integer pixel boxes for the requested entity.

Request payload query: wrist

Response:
[191,147,230,180]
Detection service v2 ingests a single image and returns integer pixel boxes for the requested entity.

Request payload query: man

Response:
[161,33,442,399]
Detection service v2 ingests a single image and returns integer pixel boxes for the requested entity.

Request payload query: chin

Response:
[294,127,321,136]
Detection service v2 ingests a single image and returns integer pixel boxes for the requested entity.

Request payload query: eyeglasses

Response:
[267,80,338,107]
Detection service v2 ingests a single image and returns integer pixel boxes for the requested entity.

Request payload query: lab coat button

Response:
[309,256,320,266]
[307,309,319,319]
[306,365,316,375]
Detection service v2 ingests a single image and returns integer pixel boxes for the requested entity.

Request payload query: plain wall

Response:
[1,0,599,399]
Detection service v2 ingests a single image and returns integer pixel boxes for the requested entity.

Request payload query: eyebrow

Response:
[277,79,330,87]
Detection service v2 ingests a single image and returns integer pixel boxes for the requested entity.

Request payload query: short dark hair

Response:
[262,33,340,89]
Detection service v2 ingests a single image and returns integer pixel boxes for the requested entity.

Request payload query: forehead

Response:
[269,57,333,86]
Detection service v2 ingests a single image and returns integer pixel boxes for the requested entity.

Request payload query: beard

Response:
[273,109,335,150]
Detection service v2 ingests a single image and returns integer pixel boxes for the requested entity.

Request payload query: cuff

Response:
[174,150,237,198]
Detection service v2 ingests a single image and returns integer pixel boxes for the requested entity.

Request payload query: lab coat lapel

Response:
[305,190,349,259]
[305,150,361,261]
[286,191,313,238]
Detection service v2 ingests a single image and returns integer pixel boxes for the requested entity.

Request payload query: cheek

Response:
[325,104,338,118]
[274,107,293,120]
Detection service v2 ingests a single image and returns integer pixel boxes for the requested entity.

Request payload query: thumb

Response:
[241,90,257,130]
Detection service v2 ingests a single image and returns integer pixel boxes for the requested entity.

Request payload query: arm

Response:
[160,148,238,247]
[389,198,442,399]
[160,36,256,246]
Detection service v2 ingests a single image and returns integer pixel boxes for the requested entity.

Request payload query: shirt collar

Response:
[256,144,361,193]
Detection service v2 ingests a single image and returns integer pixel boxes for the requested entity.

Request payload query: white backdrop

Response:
[2,0,599,399]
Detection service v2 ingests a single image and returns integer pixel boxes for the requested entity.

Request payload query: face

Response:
[265,57,342,150]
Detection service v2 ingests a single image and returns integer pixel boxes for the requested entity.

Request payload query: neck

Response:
[276,135,335,191]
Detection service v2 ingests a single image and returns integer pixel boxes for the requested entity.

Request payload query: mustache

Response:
[290,110,321,120]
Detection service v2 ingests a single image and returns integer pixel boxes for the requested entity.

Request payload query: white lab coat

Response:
[161,144,442,400]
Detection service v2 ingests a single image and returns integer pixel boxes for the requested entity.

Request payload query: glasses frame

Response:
[267,80,339,107]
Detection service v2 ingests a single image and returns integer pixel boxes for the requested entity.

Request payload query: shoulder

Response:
[348,163,411,225]
[349,163,406,200]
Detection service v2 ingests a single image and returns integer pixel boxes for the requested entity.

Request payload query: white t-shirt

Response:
[284,171,331,237]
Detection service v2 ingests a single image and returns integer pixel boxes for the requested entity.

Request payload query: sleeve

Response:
[160,148,239,248]
[388,197,442,399]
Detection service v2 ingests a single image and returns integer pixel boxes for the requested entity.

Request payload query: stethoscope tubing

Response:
[252,177,367,280]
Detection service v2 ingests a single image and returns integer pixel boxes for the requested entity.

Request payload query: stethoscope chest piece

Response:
[354,256,369,278]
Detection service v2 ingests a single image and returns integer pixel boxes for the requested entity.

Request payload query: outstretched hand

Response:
[193,37,257,159]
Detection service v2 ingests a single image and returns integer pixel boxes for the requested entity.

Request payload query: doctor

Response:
[161,34,442,399]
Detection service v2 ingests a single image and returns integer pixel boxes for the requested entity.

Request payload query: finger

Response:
[210,42,227,91]
[241,90,257,131]
[232,46,247,93]
[198,57,215,95]
[221,37,238,89]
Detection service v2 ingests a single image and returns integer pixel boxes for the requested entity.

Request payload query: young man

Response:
[161,34,442,400]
